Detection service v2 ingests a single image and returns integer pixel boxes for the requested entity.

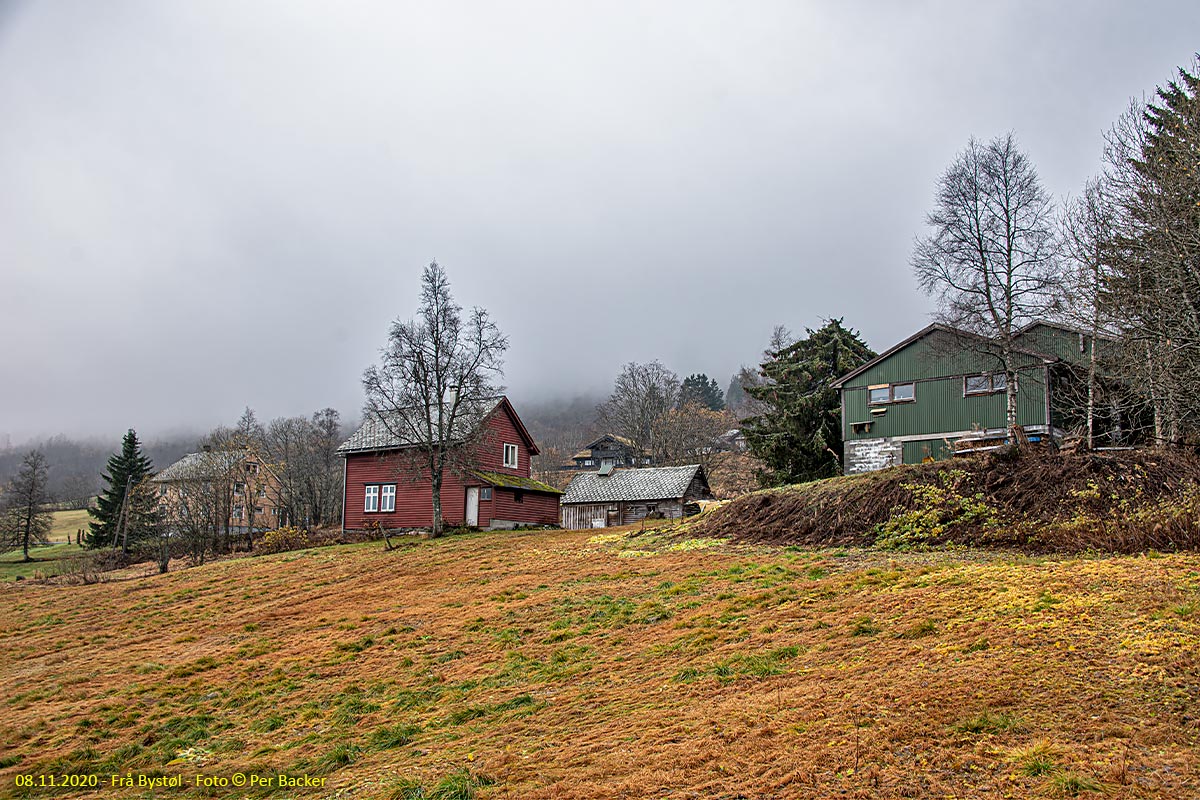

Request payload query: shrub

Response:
[257,526,309,555]
[874,470,995,550]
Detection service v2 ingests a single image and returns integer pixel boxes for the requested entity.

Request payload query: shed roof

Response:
[561,465,707,505]
[472,470,563,494]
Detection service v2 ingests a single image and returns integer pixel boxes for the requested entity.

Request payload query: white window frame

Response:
[503,443,519,468]
[380,484,396,513]
[364,485,379,513]
[480,487,493,501]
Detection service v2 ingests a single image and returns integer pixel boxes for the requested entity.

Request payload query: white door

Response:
[465,487,480,526]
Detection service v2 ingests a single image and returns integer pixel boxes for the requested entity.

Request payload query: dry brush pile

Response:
[690,448,1200,553]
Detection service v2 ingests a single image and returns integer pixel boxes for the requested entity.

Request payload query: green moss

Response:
[472,471,563,494]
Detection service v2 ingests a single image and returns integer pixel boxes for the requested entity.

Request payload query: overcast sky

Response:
[1,1,1197,444]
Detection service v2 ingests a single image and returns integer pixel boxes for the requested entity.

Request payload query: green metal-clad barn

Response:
[831,321,1106,474]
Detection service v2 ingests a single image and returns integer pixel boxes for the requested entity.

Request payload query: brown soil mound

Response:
[690,448,1200,552]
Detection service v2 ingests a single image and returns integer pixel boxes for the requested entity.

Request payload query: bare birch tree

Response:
[362,261,508,537]
[1059,176,1123,448]
[596,361,681,462]
[912,132,1062,439]
[0,451,52,562]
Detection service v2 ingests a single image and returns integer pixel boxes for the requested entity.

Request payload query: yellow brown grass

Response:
[0,527,1198,798]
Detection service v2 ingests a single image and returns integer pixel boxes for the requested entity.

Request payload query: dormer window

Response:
[503,443,518,468]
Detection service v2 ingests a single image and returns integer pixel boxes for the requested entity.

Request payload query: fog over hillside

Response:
[2,1,1199,444]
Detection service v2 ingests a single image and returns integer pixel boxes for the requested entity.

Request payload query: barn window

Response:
[513,490,524,504]
[481,487,493,500]
[380,484,396,512]
[364,485,379,512]
[503,443,519,468]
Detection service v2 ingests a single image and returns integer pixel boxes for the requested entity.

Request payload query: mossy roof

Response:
[472,470,563,494]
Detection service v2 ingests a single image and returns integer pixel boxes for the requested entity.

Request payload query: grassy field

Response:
[0,511,90,582]
[1,525,1198,798]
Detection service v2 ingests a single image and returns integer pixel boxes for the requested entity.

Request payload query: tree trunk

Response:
[430,454,444,538]
[1085,334,1097,450]
[1004,347,1020,443]
[1147,341,1165,446]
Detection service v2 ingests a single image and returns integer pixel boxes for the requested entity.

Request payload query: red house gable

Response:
[339,396,561,532]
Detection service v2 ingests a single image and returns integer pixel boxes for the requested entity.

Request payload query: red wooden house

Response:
[338,396,561,532]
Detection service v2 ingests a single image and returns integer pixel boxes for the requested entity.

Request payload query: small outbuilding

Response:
[559,464,712,529]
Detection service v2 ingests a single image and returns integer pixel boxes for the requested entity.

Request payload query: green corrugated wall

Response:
[841,328,1051,465]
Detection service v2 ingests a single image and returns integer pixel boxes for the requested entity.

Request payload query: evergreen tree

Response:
[742,319,875,485]
[680,373,725,411]
[86,430,157,551]
[1,450,52,562]
[1105,61,1200,443]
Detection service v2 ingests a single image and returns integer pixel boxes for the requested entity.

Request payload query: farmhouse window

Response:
[513,490,524,504]
[233,505,243,520]
[868,383,915,404]
[964,373,1008,396]
[503,443,519,468]
[254,506,264,515]
[380,484,396,513]
[364,485,379,513]
[246,463,259,474]
[480,487,493,500]
[234,482,245,495]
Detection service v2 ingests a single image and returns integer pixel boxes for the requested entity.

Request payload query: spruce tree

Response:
[86,429,157,551]
[1106,61,1200,442]
[742,319,875,485]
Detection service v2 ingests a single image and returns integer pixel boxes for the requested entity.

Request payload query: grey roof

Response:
[561,465,706,505]
[152,451,244,482]
[337,397,504,455]
[830,323,1059,389]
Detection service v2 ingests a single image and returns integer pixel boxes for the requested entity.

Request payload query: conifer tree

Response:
[680,374,726,411]
[86,429,157,551]
[1105,59,1200,443]
[743,319,875,485]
